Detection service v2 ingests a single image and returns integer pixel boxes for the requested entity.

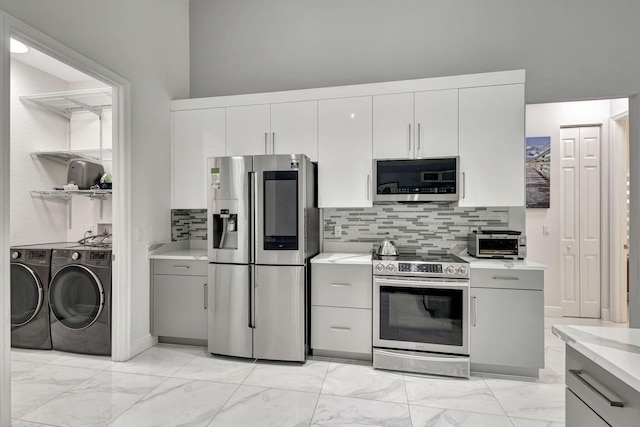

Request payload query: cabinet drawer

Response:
[311,264,371,308]
[311,306,371,355]
[471,268,542,290]
[153,259,207,276]
[566,346,640,427]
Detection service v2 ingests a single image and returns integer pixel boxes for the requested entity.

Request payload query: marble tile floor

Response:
[9,317,625,427]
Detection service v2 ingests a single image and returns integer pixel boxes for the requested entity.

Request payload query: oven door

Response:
[373,276,469,355]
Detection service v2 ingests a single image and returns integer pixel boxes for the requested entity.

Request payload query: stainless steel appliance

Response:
[373,157,459,203]
[10,246,53,350]
[467,229,526,260]
[207,154,319,362]
[372,253,471,378]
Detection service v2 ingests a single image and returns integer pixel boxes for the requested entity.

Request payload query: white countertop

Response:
[149,241,207,261]
[552,325,640,392]
[456,253,547,270]
[311,252,373,265]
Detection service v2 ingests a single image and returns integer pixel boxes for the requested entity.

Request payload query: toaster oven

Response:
[467,230,526,260]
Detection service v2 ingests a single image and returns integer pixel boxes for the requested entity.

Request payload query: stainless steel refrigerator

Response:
[207,154,319,362]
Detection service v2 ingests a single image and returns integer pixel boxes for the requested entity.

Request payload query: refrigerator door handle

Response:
[248,266,254,328]
[249,171,257,264]
[251,266,256,329]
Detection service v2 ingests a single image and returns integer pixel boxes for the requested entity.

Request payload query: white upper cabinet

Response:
[172,108,225,209]
[373,93,414,159]
[373,89,458,159]
[458,84,525,207]
[226,104,271,156]
[270,101,318,161]
[414,89,458,157]
[318,96,373,208]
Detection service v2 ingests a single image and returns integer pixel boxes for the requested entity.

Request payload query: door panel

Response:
[208,263,253,358]
[561,126,601,318]
[254,265,305,361]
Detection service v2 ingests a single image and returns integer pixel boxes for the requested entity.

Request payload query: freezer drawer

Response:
[208,263,253,358]
[254,265,306,362]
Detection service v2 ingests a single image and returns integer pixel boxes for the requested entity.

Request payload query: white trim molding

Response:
[544,306,564,318]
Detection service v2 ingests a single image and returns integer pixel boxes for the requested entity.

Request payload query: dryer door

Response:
[49,265,105,330]
[10,263,44,326]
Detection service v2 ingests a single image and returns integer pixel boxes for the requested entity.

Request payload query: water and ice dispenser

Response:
[211,200,238,250]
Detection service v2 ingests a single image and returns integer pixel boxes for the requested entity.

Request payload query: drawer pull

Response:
[569,369,625,408]
[330,282,352,287]
[492,275,518,281]
[172,265,190,269]
[330,326,352,332]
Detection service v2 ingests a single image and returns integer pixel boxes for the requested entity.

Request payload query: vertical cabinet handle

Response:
[417,123,421,151]
[366,174,371,201]
[408,123,412,154]
[462,172,466,199]
[264,132,268,154]
[472,296,478,327]
[203,283,208,310]
[272,132,275,154]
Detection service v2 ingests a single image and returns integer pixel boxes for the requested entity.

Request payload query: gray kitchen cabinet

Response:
[152,259,208,342]
[470,267,544,376]
[566,345,640,427]
[311,262,372,359]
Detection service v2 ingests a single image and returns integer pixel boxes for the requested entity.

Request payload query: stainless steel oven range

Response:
[372,253,470,378]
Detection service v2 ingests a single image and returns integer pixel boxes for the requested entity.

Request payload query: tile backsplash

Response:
[323,206,510,255]
[171,209,207,241]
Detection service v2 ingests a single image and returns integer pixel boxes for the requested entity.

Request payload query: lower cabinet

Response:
[470,268,544,375]
[565,345,640,427]
[310,262,372,359]
[152,259,208,341]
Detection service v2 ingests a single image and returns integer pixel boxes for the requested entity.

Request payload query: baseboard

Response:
[601,308,610,321]
[544,306,563,318]
[129,333,157,360]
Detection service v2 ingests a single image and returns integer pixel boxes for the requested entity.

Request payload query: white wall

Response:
[525,99,627,318]
[189,0,640,104]
[10,59,69,245]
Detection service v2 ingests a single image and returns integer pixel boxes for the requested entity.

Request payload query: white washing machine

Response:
[49,246,112,355]
[10,246,53,350]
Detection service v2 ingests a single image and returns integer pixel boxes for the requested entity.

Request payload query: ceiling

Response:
[11,43,94,83]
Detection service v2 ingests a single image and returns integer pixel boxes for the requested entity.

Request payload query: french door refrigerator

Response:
[207,154,318,362]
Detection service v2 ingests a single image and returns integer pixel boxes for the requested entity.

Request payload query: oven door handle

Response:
[374,277,469,289]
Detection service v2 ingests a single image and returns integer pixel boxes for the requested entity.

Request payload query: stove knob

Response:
[386,264,396,273]
[445,265,456,275]
[11,251,20,260]
[71,252,81,261]
[457,266,468,276]
[375,263,385,272]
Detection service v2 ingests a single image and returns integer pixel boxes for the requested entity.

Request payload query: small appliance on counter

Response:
[467,229,526,260]
[67,159,104,190]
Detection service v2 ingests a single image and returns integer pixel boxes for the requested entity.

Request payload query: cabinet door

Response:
[271,101,318,161]
[458,84,525,207]
[414,89,458,157]
[318,96,373,208]
[470,287,543,368]
[172,109,225,209]
[153,274,207,340]
[226,104,271,156]
[373,93,414,159]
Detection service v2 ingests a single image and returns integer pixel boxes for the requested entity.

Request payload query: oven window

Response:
[379,286,463,346]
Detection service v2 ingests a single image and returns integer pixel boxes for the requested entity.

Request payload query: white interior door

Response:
[561,126,601,318]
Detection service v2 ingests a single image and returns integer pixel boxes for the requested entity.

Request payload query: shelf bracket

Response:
[62,96,103,118]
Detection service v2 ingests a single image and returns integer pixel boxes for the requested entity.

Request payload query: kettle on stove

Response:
[376,233,399,256]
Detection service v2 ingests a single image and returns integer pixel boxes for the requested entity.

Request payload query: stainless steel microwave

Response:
[373,157,459,203]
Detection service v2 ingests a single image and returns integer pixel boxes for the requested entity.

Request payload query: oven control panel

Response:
[374,260,468,279]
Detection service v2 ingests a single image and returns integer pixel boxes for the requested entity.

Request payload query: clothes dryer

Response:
[10,246,53,349]
[49,247,112,355]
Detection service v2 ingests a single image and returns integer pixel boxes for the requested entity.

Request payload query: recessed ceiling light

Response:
[10,38,29,54]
